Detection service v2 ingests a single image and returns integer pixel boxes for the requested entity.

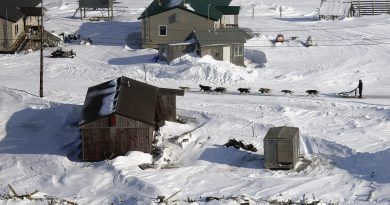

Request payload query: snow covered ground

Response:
[0,0,390,204]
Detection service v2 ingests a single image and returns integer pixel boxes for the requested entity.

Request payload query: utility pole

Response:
[39,0,44,97]
[143,64,147,83]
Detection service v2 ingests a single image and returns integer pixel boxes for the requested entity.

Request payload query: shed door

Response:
[223,46,230,62]
[278,141,292,164]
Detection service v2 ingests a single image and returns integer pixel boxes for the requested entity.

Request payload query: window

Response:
[158,25,167,36]
[234,46,243,56]
[169,13,180,23]
[15,24,19,35]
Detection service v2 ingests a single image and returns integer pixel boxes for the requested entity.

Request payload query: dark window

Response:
[15,24,18,35]
[159,25,167,36]
[234,46,243,56]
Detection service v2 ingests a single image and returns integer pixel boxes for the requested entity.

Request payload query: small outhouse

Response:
[264,126,300,170]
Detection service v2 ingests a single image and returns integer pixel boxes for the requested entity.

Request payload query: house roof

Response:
[319,1,352,16]
[215,6,240,15]
[0,8,25,22]
[0,0,41,22]
[80,76,184,125]
[138,0,238,21]
[190,28,246,46]
[18,7,43,16]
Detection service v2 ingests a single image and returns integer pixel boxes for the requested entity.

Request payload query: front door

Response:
[223,46,230,62]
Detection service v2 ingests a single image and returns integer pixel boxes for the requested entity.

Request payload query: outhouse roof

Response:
[319,1,352,16]
[264,126,299,140]
[138,0,238,21]
[191,28,246,46]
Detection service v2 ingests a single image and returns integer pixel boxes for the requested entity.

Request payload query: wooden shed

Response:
[264,126,300,170]
[79,76,184,161]
[78,0,114,19]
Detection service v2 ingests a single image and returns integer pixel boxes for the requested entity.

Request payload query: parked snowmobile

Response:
[50,48,76,58]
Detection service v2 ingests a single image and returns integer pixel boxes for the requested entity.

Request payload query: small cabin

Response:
[264,126,300,170]
[78,0,114,19]
[79,76,184,161]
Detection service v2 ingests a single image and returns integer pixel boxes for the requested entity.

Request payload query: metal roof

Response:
[215,6,240,15]
[264,126,299,140]
[190,28,246,46]
[80,76,184,125]
[138,0,238,21]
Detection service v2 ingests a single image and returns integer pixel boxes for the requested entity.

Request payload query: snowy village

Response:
[0,0,390,204]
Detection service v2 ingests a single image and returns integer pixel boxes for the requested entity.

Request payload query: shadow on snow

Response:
[303,136,390,183]
[199,145,264,169]
[0,103,82,160]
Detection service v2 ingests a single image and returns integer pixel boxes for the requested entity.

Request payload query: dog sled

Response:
[338,88,357,97]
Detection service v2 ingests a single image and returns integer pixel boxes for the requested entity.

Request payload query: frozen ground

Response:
[0,0,390,204]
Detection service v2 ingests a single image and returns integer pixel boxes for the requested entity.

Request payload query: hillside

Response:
[0,0,390,204]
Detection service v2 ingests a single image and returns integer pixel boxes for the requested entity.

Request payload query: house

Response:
[0,0,61,53]
[138,0,241,49]
[158,28,246,66]
[78,0,114,19]
[319,0,355,19]
[79,76,184,161]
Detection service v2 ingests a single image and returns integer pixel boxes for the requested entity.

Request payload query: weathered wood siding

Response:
[81,114,154,161]
[156,94,177,122]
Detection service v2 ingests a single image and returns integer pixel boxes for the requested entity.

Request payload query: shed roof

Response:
[319,1,352,16]
[138,0,238,21]
[80,76,184,125]
[190,28,246,46]
[264,126,299,140]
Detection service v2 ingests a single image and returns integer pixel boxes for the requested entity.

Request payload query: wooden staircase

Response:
[353,0,390,15]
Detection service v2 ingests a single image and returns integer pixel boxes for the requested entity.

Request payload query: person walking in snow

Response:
[357,79,363,98]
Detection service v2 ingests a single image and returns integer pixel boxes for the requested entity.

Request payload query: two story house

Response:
[138,0,241,49]
[1,0,61,54]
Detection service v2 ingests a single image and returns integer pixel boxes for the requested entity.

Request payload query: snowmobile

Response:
[80,38,92,45]
[50,48,76,58]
